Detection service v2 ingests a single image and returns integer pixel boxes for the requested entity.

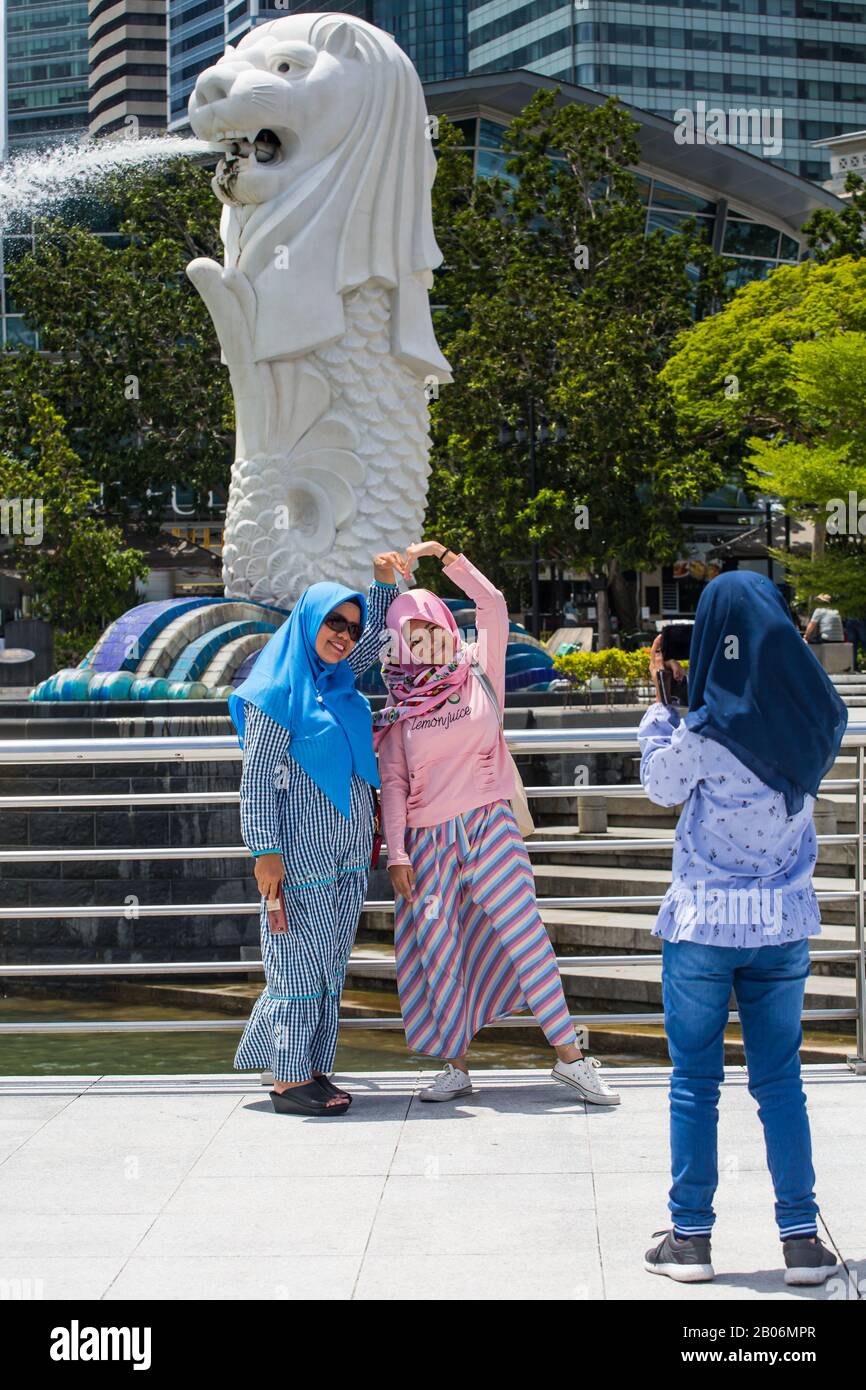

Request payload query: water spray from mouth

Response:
[0,134,216,233]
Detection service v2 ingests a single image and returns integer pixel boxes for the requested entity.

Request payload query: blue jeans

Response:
[661,936,818,1241]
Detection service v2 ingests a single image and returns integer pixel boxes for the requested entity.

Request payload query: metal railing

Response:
[1,723,864,1068]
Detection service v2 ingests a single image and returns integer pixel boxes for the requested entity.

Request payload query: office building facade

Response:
[164,2,866,182]
[168,0,251,131]
[88,0,167,139]
[273,2,468,82]
[2,0,90,154]
[467,0,866,184]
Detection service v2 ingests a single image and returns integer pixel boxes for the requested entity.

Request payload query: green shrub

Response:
[553,646,668,700]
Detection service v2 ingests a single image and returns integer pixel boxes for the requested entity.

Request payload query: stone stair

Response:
[831,673,866,707]
[356,741,861,1035]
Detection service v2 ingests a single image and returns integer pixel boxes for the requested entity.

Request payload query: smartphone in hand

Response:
[658,666,688,707]
[660,622,693,664]
[658,623,692,706]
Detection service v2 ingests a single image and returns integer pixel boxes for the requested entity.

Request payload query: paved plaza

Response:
[0,1065,863,1301]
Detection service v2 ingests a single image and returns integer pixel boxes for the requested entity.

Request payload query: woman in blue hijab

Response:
[229,549,408,1116]
[682,570,848,815]
[638,569,848,1287]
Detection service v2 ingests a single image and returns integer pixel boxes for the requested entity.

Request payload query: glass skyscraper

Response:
[165,2,865,182]
[467,0,866,183]
[167,1,468,131]
[168,0,251,131]
[2,0,90,153]
[280,2,468,82]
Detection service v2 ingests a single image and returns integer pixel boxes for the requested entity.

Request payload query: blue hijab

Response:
[684,570,848,815]
[228,581,380,819]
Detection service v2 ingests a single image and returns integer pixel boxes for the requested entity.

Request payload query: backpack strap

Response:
[469,656,504,728]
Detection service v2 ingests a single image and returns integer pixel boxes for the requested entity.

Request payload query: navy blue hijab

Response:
[683,570,848,815]
[228,581,380,820]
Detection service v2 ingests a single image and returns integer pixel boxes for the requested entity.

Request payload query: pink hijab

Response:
[372,587,473,751]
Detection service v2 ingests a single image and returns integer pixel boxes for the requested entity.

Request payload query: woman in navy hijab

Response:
[229,548,408,1116]
[638,570,848,1287]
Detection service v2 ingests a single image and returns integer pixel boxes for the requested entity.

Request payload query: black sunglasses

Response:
[323,612,363,642]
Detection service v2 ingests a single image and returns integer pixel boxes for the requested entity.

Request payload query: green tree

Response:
[426,94,729,642]
[0,156,231,526]
[0,394,147,660]
[802,171,866,263]
[662,256,866,613]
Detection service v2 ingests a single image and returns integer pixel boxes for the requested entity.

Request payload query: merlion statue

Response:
[186,11,452,605]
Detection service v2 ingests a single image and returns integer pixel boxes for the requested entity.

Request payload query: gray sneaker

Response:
[783,1235,840,1286]
[645,1228,715,1282]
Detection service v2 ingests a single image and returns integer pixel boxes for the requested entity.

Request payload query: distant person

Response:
[563,597,579,625]
[804,594,843,644]
[842,612,866,666]
[639,570,847,1287]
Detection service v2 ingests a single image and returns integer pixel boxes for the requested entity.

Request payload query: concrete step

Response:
[822,755,858,779]
[358,906,856,972]
[538,908,856,967]
[536,788,860,831]
[526,825,855,874]
[556,961,856,1013]
[528,863,857,923]
[347,945,855,1015]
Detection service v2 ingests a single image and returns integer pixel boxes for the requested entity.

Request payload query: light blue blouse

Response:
[637,701,821,947]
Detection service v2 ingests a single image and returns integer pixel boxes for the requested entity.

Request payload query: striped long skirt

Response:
[393,798,577,1058]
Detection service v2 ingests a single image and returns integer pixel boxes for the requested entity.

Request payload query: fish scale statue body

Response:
[186,11,452,605]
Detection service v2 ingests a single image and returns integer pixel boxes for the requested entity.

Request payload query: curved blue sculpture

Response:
[31,596,290,702]
[31,593,559,701]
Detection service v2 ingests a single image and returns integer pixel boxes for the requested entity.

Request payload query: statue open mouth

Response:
[212,128,285,204]
[215,127,283,164]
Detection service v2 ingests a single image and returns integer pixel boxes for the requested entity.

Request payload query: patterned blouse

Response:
[637,701,821,946]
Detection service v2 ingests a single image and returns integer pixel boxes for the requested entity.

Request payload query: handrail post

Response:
[849,743,866,1072]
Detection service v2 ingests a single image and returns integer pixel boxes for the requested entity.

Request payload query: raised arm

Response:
[440,551,510,710]
[347,550,406,678]
[398,539,510,702]
[637,702,704,808]
[348,579,398,678]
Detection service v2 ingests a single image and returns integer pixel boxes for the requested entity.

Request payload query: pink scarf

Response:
[372,587,473,752]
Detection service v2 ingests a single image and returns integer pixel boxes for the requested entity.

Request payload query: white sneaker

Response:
[551,1055,621,1105]
[419,1063,473,1103]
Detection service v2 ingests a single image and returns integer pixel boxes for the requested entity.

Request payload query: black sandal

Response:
[270,1081,349,1116]
[313,1072,353,1106]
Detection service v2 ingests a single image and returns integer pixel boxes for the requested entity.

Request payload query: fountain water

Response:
[0,134,213,232]
[0,131,262,706]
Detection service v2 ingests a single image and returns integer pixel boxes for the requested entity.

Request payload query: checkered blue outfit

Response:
[234,580,395,1082]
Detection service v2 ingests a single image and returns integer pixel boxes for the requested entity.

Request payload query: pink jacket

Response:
[377,553,515,866]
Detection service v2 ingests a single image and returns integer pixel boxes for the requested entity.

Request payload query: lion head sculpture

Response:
[188,12,452,382]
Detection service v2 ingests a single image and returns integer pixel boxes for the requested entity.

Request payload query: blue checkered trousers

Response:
[234,580,396,1083]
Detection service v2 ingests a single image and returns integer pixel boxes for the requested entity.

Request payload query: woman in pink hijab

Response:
[374,539,620,1105]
